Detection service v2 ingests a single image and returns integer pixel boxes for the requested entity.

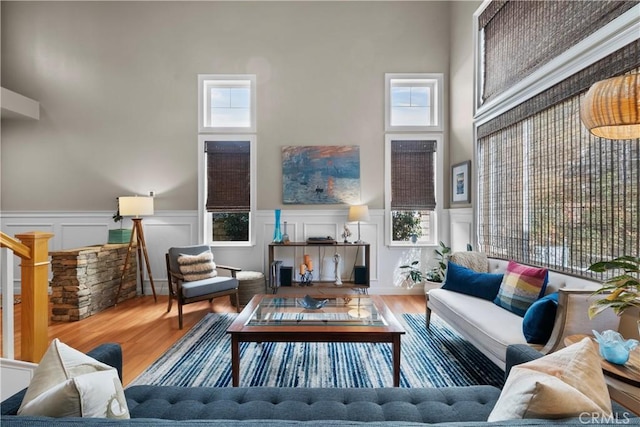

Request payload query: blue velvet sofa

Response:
[1,344,637,426]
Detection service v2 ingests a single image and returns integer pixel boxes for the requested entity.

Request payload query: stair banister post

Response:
[15,231,54,362]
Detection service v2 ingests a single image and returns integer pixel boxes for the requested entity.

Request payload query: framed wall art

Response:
[282,146,360,204]
[451,160,471,204]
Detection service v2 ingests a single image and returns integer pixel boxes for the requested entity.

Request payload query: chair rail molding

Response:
[0,209,459,296]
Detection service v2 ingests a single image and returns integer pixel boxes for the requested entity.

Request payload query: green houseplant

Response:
[398,241,452,288]
[424,241,452,283]
[588,255,640,335]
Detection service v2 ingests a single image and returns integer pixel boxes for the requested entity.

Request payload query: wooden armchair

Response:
[165,245,240,329]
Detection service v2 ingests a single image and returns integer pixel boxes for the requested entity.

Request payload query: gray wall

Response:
[448,0,478,209]
[0,1,479,213]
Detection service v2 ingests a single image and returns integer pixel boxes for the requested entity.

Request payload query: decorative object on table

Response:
[108,198,133,244]
[281,221,290,244]
[115,195,157,303]
[587,255,640,336]
[341,224,352,243]
[272,209,283,243]
[424,241,451,283]
[451,160,471,204]
[348,205,370,243]
[580,74,640,140]
[299,295,329,310]
[282,145,361,204]
[333,252,343,286]
[299,254,314,286]
[592,329,639,365]
[299,268,313,286]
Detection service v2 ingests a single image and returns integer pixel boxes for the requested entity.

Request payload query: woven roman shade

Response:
[205,141,250,212]
[476,1,640,276]
[478,40,640,139]
[479,0,637,105]
[391,140,436,211]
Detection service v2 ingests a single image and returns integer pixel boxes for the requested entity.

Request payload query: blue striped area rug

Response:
[129,313,504,389]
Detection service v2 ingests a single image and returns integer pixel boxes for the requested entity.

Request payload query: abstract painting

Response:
[282,146,360,204]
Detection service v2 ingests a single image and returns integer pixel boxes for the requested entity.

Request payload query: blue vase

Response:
[273,209,283,243]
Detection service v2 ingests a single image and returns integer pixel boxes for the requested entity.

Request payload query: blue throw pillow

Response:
[441,261,504,301]
[522,292,559,344]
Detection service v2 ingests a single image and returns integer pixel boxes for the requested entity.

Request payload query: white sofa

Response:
[425,254,620,370]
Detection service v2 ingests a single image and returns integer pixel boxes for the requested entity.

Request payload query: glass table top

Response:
[245,295,388,327]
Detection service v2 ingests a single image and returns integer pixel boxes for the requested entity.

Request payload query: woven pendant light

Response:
[580,73,640,140]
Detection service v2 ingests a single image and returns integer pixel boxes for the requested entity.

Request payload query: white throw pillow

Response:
[18,339,129,419]
[177,250,217,281]
[488,337,611,421]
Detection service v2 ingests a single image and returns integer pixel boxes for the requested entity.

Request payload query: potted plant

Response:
[108,199,132,244]
[588,256,640,335]
[424,241,452,283]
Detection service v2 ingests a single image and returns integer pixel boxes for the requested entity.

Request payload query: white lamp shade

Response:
[348,205,370,222]
[119,196,154,217]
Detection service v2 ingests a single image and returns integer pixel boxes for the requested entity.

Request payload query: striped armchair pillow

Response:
[177,250,217,282]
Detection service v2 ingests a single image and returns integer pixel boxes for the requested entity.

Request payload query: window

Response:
[198,75,256,133]
[475,1,640,277]
[385,74,442,132]
[198,135,256,245]
[198,74,256,245]
[478,78,639,275]
[385,135,442,246]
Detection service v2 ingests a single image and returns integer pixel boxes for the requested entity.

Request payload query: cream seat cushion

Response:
[488,337,611,421]
[18,339,129,419]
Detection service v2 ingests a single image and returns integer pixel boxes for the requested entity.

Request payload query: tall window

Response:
[198,74,256,245]
[384,73,443,246]
[385,135,442,246]
[478,88,639,273]
[475,1,639,276]
[199,75,256,133]
[199,135,256,245]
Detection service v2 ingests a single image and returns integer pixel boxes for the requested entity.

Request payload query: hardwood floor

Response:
[1,293,426,385]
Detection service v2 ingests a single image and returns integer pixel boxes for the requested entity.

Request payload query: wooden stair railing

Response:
[1,231,54,362]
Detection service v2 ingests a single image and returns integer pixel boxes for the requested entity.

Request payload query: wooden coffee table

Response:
[226,294,405,387]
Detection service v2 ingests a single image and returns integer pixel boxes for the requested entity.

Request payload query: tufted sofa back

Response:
[486,258,603,295]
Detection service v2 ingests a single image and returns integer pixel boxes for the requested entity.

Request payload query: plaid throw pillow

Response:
[177,251,217,282]
[493,260,548,317]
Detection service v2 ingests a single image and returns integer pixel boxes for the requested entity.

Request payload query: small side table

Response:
[564,334,640,414]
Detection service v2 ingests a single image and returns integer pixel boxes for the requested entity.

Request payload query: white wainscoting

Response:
[1,209,456,296]
[449,208,474,251]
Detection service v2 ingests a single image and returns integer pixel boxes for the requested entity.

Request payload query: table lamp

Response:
[348,205,370,244]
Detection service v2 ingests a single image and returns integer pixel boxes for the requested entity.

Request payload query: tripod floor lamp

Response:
[115,196,157,304]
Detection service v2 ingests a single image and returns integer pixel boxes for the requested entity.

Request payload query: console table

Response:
[268,242,370,291]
